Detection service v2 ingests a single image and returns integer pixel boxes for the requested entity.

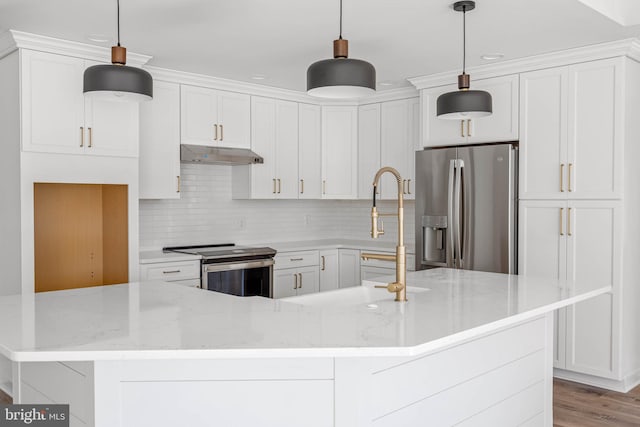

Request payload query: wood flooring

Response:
[1,379,639,424]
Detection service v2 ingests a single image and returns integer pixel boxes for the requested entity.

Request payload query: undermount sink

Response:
[282,285,429,308]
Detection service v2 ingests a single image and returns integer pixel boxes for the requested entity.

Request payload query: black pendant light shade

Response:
[437,1,492,119]
[307,0,376,99]
[83,0,153,102]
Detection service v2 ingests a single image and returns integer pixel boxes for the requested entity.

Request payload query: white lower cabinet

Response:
[519,200,621,378]
[139,260,201,288]
[338,249,361,288]
[273,266,320,298]
[319,249,339,292]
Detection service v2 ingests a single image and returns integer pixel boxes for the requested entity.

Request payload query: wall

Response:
[139,164,415,250]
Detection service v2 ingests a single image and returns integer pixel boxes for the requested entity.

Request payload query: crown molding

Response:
[0,30,151,66]
[409,38,640,90]
[146,65,417,105]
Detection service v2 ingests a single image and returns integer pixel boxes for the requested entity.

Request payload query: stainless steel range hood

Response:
[180,145,264,165]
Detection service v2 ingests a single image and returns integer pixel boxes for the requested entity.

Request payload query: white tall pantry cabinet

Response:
[519,57,640,391]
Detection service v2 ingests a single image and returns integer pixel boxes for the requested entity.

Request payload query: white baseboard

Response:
[554,368,640,393]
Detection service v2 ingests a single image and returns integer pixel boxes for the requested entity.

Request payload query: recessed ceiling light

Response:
[86,34,111,43]
[251,75,267,80]
[481,53,504,60]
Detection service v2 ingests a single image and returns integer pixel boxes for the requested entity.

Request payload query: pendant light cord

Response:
[462,4,466,74]
[339,0,343,39]
[117,0,121,47]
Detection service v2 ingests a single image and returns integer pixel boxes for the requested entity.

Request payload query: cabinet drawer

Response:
[274,251,319,270]
[141,261,200,282]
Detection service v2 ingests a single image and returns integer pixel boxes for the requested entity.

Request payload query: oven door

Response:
[202,259,274,298]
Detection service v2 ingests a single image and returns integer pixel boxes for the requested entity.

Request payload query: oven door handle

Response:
[203,259,274,273]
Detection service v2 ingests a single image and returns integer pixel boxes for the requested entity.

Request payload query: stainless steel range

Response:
[163,244,276,298]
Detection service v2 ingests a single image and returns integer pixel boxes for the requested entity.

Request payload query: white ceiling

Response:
[1,0,639,92]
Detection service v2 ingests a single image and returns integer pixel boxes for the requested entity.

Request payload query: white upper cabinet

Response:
[139,80,181,199]
[321,106,358,199]
[21,50,138,157]
[380,98,419,200]
[358,104,381,200]
[233,97,298,199]
[421,74,519,147]
[298,103,322,199]
[520,58,623,200]
[180,85,250,149]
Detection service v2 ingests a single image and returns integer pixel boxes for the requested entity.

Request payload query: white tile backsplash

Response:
[139,164,415,250]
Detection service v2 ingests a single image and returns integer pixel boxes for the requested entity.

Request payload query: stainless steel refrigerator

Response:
[415,143,518,274]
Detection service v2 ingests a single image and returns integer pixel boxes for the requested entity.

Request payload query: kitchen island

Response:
[0,268,608,427]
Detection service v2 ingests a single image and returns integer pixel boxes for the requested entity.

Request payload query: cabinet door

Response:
[297,266,320,296]
[358,103,381,199]
[338,249,361,289]
[275,100,299,199]
[139,81,181,199]
[83,62,139,158]
[421,84,466,147]
[180,85,217,145]
[319,250,339,292]
[322,106,358,199]
[407,97,420,199]
[567,59,623,199]
[250,97,277,199]
[518,200,568,368]
[217,90,251,149]
[519,67,568,200]
[380,99,413,200]
[468,74,519,143]
[565,201,621,379]
[21,50,85,154]
[298,103,322,199]
[273,270,298,299]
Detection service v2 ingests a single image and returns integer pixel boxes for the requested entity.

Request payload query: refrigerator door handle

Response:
[456,160,464,269]
[447,159,457,268]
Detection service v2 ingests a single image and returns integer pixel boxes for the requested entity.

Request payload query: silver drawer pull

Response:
[290,258,303,261]
[162,270,181,274]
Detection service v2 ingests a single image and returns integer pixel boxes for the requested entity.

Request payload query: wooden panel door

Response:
[180,85,217,145]
[139,80,181,199]
[321,106,358,199]
[518,200,568,368]
[565,201,621,379]
[298,103,322,199]
[34,184,104,292]
[21,50,85,154]
[358,103,381,199]
[567,58,623,200]
[250,96,276,199]
[319,250,339,292]
[519,66,568,200]
[217,90,250,149]
[274,100,299,199]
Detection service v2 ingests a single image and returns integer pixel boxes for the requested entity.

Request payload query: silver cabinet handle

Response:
[298,273,302,289]
[300,179,304,194]
[290,258,303,261]
[560,164,565,192]
[220,124,224,141]
[294,273,298,289]
[407,179,412,195]
[80,126,84,147]
[162,270,181,274]
[88,127,93,148]
[273,178,276,194]
[214,124,218,141]
[321,255,325,271]
[176,176,181,193]
[277,178,281,194]
[560,208,564,236]
[568,163,573,192]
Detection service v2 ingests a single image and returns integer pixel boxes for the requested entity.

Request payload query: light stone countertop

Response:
[0,268,608,362]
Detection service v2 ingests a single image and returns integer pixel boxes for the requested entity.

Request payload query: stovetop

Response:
[163,244,276,260]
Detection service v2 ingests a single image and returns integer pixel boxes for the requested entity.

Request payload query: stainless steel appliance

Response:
[164,244,276,297]
[415,143,518,274]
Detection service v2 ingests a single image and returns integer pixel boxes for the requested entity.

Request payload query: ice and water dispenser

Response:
[421,215,447,265]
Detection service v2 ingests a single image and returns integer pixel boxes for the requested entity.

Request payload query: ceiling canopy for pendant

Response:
[83,0,153,102]
[307,0,376,99]
[437,1,492,119]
